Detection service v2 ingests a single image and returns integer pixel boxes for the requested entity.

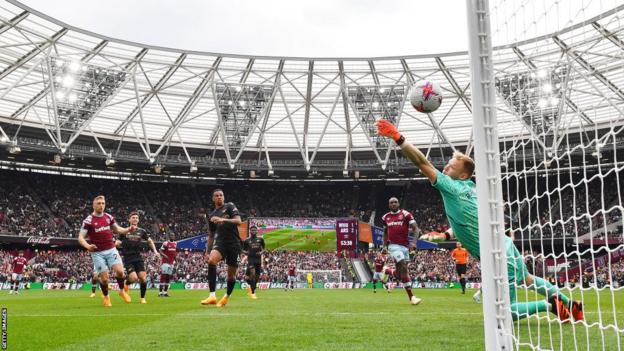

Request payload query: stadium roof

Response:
[0,0,623,174]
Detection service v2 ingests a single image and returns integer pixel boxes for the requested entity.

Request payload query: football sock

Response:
[159,276,165,293]
[226,279,235,296]
[116,276,126,292]
[100,281,109,296]
[402,277,413,299]
[140,282,147,298]
[208,265,217,293]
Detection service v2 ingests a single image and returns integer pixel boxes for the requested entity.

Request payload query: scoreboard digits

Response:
[335,218,358,252]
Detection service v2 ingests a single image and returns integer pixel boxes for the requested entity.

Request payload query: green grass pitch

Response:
[261,229,336,252]
[1,288,622,350]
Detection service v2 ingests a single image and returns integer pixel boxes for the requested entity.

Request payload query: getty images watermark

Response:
[2,307,6,349]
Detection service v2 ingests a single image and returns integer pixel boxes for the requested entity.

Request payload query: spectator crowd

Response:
[0,169,621,244]
[0,249,341,285]
[3,246,624,288]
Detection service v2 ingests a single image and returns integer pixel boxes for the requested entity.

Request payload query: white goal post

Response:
[468,0,624,350]
[466,1,514,349]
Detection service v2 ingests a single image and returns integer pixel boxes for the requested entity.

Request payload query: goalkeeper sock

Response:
[208,265,217,293]
[460,278,466,292]
[532,276,570,306]
[511,301,548,321]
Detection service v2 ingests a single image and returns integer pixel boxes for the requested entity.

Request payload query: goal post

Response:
[468,0,624,349]
[466,0,515,349]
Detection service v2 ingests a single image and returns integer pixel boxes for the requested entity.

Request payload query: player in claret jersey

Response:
[159,233,177,297]
[372,249,390,293]
[9,250,28,295]
[382,197,422,305]
[78,195,136,307]
[89,271,99,298]
[286,263,297,291]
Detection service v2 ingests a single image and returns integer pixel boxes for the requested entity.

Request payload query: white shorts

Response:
[11,273,22,281]
[288,276,296,282]
[161,263,174,275]
[388,244,410,263]
[91,248,123,274]
[373,272,384,280]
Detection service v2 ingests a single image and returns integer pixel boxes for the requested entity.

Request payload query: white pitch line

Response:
[9,311,616,318]
[11,311,484,317]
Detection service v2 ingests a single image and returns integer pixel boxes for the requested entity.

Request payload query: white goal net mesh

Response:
[482,0,624,349]
[297,270,342,284]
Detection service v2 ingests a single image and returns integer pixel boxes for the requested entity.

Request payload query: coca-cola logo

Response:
[27,237,51,245]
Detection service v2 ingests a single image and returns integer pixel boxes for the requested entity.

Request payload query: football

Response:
[409,81,443,113]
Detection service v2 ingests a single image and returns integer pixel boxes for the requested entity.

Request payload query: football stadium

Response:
[0,0,623,350]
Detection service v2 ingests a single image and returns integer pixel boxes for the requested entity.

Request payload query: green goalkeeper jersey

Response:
[432,170,482,260]
[432,171,528,284]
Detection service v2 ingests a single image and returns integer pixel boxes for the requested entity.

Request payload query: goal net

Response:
[468,0,624,349]
[297,270,342,285]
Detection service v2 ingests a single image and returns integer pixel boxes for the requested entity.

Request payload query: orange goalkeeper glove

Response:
[375,119,405,145]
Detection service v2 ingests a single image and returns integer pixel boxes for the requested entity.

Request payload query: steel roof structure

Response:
[0,0,622,176]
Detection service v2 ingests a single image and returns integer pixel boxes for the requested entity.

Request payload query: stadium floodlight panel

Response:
[494,67,566,137]
[347,85,406,157]
[49,57,127,135]
[216,83,275,153]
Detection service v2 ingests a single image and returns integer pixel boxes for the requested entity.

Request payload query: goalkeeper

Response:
[376,119,583,322]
